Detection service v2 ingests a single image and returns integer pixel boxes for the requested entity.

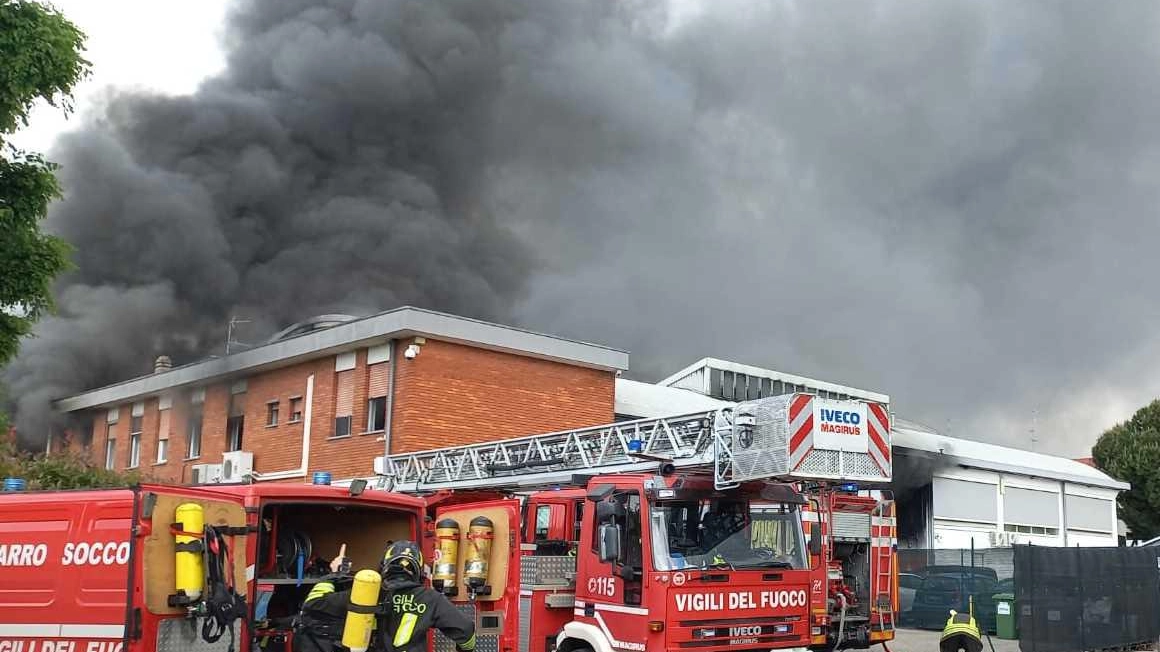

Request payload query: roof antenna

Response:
[226,316,252,355]
[1029,409,1038,452]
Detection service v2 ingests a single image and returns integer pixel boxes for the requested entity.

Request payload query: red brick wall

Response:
[308,349,385,481]
[61,338,616,484]
[390,339,615,454]
[244,359,323,476]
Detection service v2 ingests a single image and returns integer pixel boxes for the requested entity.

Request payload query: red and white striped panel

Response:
[866,402,892,476]
[788,394,815,472]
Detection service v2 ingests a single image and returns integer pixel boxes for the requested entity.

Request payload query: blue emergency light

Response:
[838,482,859,493]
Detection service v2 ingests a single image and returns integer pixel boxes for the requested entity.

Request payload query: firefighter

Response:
[292,541,476,652]
[938,608,983,652]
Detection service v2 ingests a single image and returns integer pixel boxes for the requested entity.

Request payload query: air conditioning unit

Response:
[989,530,1017,546]
[222,451,254,483]
[191,463,224,485]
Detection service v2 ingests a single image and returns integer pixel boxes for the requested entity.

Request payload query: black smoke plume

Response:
[8,0,1160,457]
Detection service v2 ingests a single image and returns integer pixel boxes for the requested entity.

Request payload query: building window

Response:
[128,415,142,468]
[289,397,303,423]
[1004,524,1059,536]
[266,401,279,427]
[105,437,116,470]
[334,368,354,437]
[128,433,140,469]
[187,416,202,459]
[367,397,386,432]
[157,404,171,464]
[227,416,244,451]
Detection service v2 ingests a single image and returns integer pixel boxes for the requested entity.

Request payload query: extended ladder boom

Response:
[370,393,893,493]
[373,410,730,492]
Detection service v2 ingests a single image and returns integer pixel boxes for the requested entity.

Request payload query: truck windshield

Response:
[649,499,807,571]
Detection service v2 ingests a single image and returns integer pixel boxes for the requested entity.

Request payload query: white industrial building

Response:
[615,358,1129,549]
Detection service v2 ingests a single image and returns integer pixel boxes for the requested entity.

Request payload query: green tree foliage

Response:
[1092,399,1160,540]
[0,0,90,365]
[0,436,145,489]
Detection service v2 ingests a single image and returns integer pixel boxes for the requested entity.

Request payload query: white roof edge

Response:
[655,357,889,403]
[893,425,1130,491]
[55,306,629,412]
[657,357,890,404]
[614,378,732,417]
[608,390,1128,491]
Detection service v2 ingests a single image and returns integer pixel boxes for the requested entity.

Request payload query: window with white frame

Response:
[105,428,116,470]
[266,400,279,427]
[128,405,143,468]
[1003,486,1060,529]
[157,397,171,464]
[933,476,998,524]
[367,397,387,432]
[187,415,202,459]
[366,349,389,432]
[128,432,141,468]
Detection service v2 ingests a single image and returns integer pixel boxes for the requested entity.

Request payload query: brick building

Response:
[51,307,627,483]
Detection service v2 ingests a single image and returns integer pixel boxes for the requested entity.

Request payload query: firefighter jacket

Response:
[938,610,982,652]
[293,575,476,652]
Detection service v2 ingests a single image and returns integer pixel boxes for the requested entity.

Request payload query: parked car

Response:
[898,572,924,619]
[907,566,1002,633]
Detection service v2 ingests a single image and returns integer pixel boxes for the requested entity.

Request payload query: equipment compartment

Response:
[258,503,413,581]
[253,502,413,636]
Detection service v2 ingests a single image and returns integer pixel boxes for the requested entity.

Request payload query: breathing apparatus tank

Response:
[173,502,206,603]
[432,518,460,595]
[464,516,494,599]
[341,569,383,652]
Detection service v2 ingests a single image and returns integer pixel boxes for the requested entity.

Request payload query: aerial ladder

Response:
[368,392,896,652]
[371,392,893,494]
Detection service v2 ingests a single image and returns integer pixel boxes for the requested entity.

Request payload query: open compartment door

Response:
[138,486,250,652]
[431,499,521,652]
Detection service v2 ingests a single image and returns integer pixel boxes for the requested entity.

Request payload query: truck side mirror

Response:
[809,524,822,556]
[598,524,621,563]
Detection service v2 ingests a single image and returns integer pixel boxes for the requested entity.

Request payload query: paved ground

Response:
[888,627,1159,652]
[886,628,1020,652]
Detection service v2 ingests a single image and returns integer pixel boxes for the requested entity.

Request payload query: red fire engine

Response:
[370,392,898,652]
[0,392,895,652]
[0,482,427,652]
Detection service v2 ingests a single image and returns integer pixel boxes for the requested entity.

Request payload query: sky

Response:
[11,1,231,153]
[8,0,1160,460]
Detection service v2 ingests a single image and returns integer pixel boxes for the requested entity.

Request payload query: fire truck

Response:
[0,393,895,652]
[370,392,898,652]
[0,481,428,652]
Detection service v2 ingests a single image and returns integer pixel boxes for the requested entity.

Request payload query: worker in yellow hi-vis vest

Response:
[294,541,476,652]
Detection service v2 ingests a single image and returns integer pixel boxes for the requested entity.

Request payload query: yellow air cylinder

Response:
[464,516,494,591]
[433,518,460,594]
[341,569,383,652]
[174,502,205,601]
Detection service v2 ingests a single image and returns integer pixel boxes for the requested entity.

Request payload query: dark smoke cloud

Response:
[5,0,1160,458]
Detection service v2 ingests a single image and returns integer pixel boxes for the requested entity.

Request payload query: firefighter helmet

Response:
[380,540,424,582]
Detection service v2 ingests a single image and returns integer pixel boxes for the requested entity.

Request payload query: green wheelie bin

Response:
[993,592,1017,640]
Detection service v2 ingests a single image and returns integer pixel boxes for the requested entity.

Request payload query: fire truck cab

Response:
[416,473,819,652]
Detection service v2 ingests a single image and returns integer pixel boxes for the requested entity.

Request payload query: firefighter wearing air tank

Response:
[292,540,476,652]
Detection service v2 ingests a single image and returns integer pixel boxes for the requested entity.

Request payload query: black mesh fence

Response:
[897,545,1160,651]
[897,547,1015,634]
[1014,545,1160,652]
